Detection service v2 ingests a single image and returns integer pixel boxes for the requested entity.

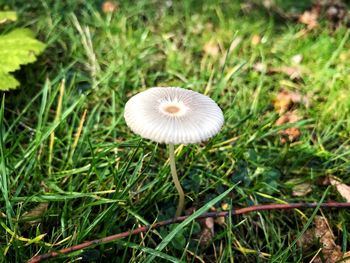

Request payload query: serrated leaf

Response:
[0,29,46,72]
[0,72,20,91]
[0,28,45,91]
[0,11,17,24]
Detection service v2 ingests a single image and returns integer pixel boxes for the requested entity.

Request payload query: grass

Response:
[1,0,350,262]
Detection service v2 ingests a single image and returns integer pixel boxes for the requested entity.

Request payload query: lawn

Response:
[1,0,350,262]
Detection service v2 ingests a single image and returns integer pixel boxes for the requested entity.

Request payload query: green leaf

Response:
[0,28,46,91]
[0,72,19,91]
[170,226,186,250]
[0,11,17,24]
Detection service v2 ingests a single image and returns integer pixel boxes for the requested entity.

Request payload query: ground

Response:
[1,0,350,262]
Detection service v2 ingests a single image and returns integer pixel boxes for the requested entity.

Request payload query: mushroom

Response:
[124,87,224,216]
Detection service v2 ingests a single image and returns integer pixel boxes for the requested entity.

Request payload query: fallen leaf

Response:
[262,0,273,9]
[329,176,350,202]
[203,40,219,57]
[291,54,303,65]
[273,89,307,144]
[343,251,350,262]
[22,203,49,224]
[251,35,261,46]
[317,176,331,186]
[102,1,118,13]
[274,91,293,114]
[299,7,320,30]
[275,110,301,125]
[270,66,302,79]
[292,182,312,197]
[274,90,310,114]
[253,62,267,73]
[297,1,349,32]
[275,110,302,144]
[325,1,348,29]
[197,208,215,247]
[297,229,314,250]
[313,216,343,263]
[298,216,343,263]
[273,88,310,144]
[279,127,301,144]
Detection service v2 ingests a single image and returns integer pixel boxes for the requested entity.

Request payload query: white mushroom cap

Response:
[124,87,224,144]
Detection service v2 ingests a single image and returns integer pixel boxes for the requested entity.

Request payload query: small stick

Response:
[28,202,350,263]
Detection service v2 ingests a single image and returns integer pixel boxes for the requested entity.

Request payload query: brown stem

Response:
[28,202,350,263]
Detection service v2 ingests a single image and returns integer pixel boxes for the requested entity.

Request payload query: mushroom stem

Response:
[168,143,185,217]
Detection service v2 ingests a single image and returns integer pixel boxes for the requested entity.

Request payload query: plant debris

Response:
[329,176,350,202]
[253,63,303,80]
[253,0,350,31]
[298,216,343,263]
[197,216,215,247]
[299,5,320,30]
[270,66,303,80]
[291,54,303,65]
[292,182,312,197]
[203,40,220,57]
[21,203,49,224]
[275,110,301,143]
[102,1,118,14]
[251,34,261,46]
[273,89,310,144]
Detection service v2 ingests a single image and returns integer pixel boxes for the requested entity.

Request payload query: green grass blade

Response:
[144,185,236,263]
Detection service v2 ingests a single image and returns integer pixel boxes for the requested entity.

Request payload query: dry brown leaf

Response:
[22,203,49,224]
[325,1,348,29]
[297,229,314,250]
[251,35,261,46]
[197,208,215,247]
[279,127,301,144]
[274,90,310,114]
[197,217,215,247]
[274,91,293,114]
[270,66,303,79]
[198,227,214,248]
[317,176,331,186]
[299,7,320,29]
[275,110,302,144]
[298,216,343,263]
[329,176,350,202]
[102,1,118,13]
[343,251,350,262]
[275,110,301,125]
[273,89,309,144]
[313,216,343,263]
[203,40,219,57]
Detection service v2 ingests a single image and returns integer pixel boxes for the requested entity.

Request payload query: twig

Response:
[28,202,350,263]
